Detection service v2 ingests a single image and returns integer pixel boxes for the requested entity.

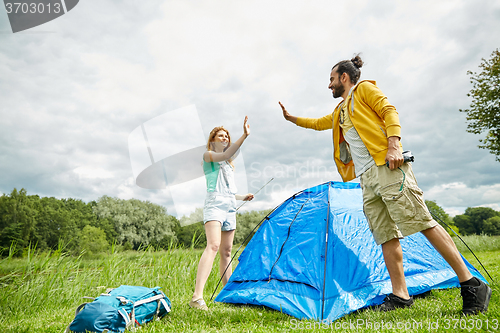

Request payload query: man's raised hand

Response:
[279,101,297,124]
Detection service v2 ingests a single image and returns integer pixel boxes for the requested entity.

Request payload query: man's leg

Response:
[420,224,472,282]
[381,238,409,300]
[396,163,490,314]
[421,224,491,315]
[360,165,413,310]
[376,237,415,311]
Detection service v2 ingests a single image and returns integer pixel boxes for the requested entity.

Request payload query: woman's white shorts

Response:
[203,193,237,231]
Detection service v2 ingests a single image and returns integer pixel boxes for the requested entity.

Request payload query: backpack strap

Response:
[64,301,92,333]
[128,293,169,326]
[118,308,133,330]
[133,293,165,307]
[73,302,88,316]
[129,307,137,332]
[155,300,161,319]
[160,298,171,313]
[116,296,132,305]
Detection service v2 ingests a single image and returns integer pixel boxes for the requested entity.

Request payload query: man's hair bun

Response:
[351,54,363,69]
[332,53,363,84]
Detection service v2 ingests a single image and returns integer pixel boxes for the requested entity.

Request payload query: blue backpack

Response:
[65,285,172,333]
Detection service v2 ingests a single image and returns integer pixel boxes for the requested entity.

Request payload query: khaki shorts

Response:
[360,163,437,245]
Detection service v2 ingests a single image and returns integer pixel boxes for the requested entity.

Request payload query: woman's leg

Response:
[192,221,221,300]
[219,229,235,286]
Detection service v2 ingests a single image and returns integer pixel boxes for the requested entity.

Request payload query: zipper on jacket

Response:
[345,86,356,116]
[350,92,355,115]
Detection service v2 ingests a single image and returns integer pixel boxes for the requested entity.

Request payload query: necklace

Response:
[340,88,355,125]
[340,103,345,125]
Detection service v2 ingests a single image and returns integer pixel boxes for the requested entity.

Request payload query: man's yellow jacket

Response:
[296,80,402,182]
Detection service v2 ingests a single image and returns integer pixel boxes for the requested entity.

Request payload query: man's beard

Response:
[332,82,345,99]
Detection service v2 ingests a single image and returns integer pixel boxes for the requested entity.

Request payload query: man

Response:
[279,54,491,314]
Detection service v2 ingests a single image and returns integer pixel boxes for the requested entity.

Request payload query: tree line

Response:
[0,188,270,256]
[425,200,500,236]
[453,207,500,236]
[1,188,498,257]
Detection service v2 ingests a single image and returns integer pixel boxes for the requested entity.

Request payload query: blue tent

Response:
[215,181,486,322]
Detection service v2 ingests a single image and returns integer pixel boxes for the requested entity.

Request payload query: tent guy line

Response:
[429,211,493,282]
[235,178,274,211]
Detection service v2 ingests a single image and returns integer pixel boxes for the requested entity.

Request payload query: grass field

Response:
[0,235,498,333]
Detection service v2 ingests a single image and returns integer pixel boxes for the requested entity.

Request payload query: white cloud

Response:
[1,0,499,219]
[425,182,500,212]
[73,166,114,179]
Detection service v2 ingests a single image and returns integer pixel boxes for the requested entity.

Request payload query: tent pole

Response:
[235,178,274,211]
[321,182,331,322]
[209,203,281,302]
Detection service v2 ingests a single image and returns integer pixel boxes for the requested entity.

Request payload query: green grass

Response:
[0,237,498,333]
[453,234,500,253]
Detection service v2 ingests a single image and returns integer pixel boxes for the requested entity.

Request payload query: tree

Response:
[483,216,500,235]
[0,189,37,252]
[0,189,100,254]
[234,210,270,245]
[453,214,473,235]
[36,196,85,251]
[79,225,110,254]
[425,200,458,235]
[460,49,500,161]
[177,208,206,248]
[0,189,180,255]
[453,207,500,235]
[93,196,177,250]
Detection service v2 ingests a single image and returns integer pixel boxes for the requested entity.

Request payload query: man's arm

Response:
[279,101,297,124]
[385,136,404,170]
[279,101,333,130]
[357,83,403,170]
[359,82,401,138]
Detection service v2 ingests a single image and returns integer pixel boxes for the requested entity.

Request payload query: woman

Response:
[189,116,254,310]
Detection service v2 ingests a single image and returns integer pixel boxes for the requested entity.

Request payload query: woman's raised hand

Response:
[243,116,250,137]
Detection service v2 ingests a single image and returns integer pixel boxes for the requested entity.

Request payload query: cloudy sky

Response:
[1,0,499,219]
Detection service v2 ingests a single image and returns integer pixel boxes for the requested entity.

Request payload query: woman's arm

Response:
[235,193,254,201]
[203,116,250,163]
